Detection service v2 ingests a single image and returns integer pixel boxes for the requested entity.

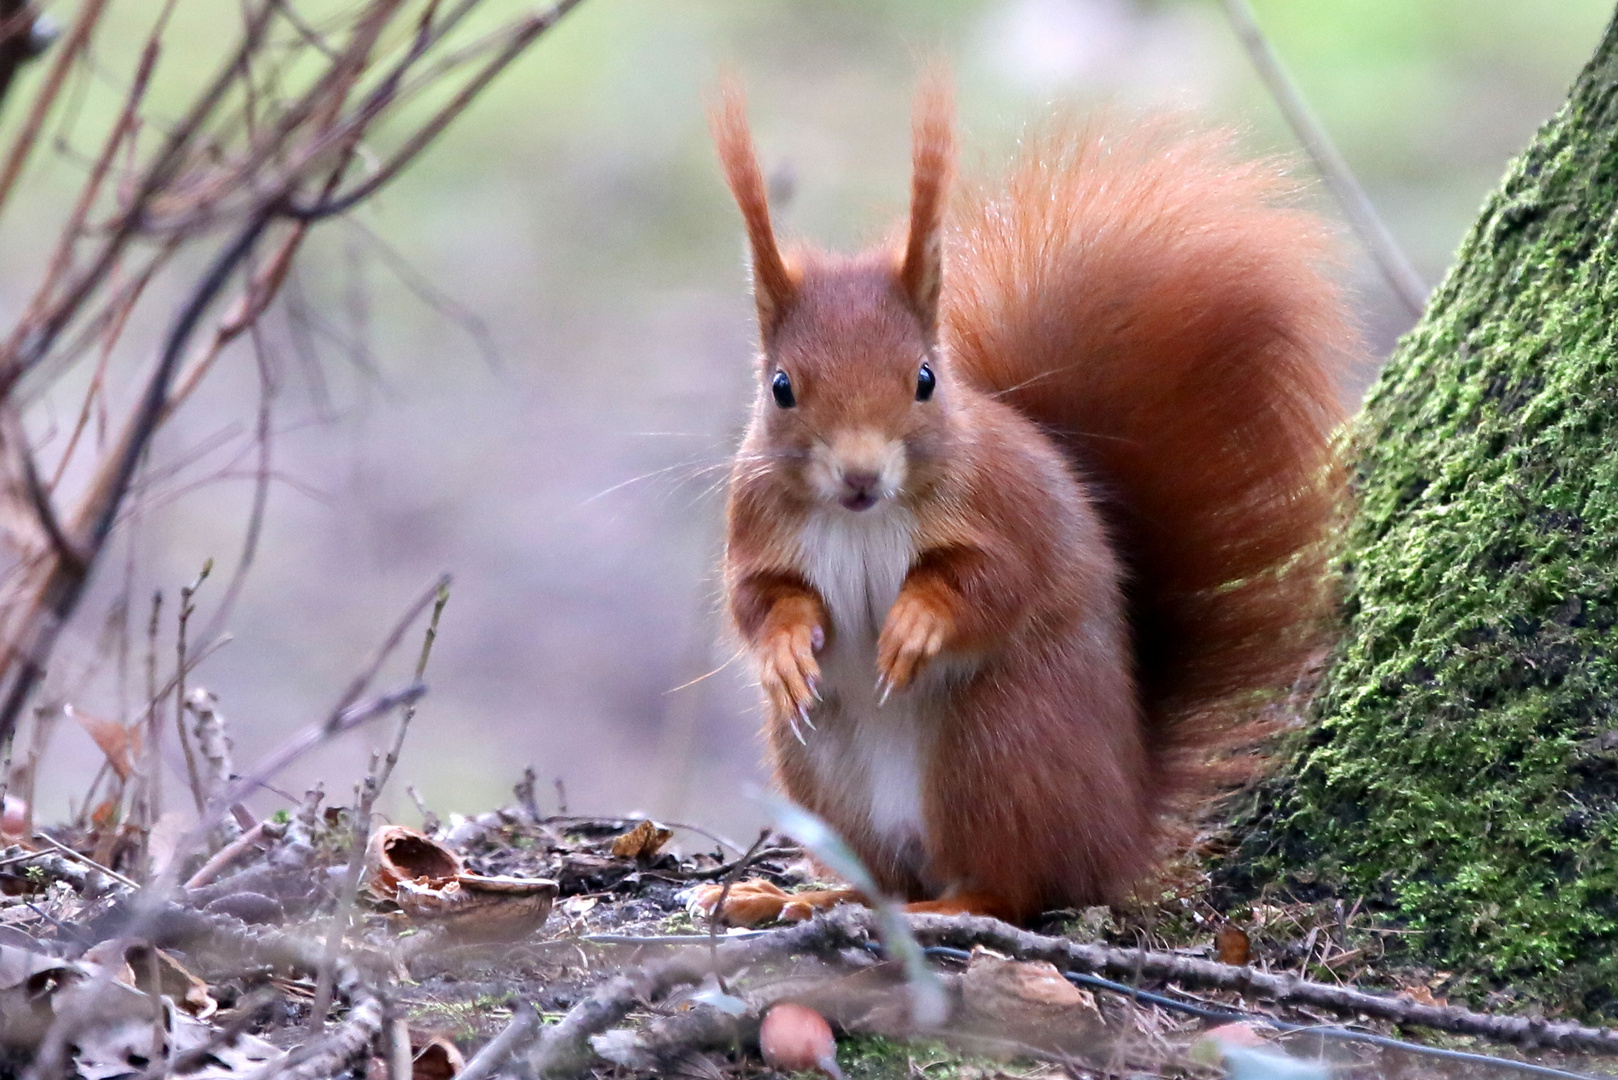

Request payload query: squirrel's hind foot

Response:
[687,880,860,927]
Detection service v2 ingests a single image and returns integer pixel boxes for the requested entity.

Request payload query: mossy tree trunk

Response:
[1232,9,1618,1015]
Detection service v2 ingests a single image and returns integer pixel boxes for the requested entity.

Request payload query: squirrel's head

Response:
[712,75,956,514]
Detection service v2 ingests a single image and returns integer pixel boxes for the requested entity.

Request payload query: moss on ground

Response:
[1226,9,1618,1017]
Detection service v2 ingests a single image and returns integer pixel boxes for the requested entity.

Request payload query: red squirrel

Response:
[695,77,1351,925]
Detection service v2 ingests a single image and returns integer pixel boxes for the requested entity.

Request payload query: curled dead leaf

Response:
[610,819,672,861]
[82,940,217,1019]
[65,706,141,782]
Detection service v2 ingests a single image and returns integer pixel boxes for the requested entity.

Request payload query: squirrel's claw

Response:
[877,591,951,698]
[757,616,824,739]
[787,704,813,744]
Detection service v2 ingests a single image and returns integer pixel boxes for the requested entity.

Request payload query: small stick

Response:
[182,818,281,890]
[371,578,449,796]
[175,559,211,814]
[32,830,139,890]
[387,1015,412,1080]
[906,911,1618,1054]
[458,1004,538,1080]
[1219,0,1427,318]
[313,573,451,1027]
[143,590,163,833]
[707,827,771,955]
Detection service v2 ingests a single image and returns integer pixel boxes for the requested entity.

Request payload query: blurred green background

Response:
[4,0,1610,840]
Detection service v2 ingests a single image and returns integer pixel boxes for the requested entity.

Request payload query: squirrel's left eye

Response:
[916,362,936,402]
[771,369,796,409]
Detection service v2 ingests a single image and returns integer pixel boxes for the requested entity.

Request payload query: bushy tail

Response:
[944,116,1355,827]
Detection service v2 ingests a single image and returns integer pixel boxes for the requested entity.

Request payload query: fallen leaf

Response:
[1216,924,1251,966]
[82,940,217,1019]
[146,812,189,878]
[960,948,1101,1025]
[65,706,140,781]
[561,895,598,917]
[611,820,672,861]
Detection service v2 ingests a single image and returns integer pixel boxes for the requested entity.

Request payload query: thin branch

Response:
[371,579,449,795]
[1220,0,1428,318]
[286,0,584,222]
[457,1004,538,1080]
[0,0,109,222]
[0,1,46,116]
[905,911,1618,1054]
[527,914,866,1079]
[0,209,273,748]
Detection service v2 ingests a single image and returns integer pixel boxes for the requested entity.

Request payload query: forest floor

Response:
[1,791,1612,1080]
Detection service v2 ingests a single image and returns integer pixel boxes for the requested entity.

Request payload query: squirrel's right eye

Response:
[771,370,796,409]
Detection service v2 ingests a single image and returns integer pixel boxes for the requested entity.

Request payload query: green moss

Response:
[1231,10,1618,1016]
[834,1035,1045,1079]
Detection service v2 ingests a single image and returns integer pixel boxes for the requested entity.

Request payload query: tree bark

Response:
[1227,6,1618,1017]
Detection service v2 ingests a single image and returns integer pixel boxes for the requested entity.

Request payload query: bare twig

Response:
[527,913,866,1079]
[182,817,281,890]
[707,827,770,952]
[0,1,48,116]
[174,559,211,814]
[30,828,138,889]
[905,911,1618,1054]
[371,577,450,795]
[0,208,275,749]
[1220,0,1428,317]
[313,573,449,1026]
[0,0,109,221]
[457,1003,538,1080]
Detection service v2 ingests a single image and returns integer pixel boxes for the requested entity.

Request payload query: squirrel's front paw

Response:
[877,591,952,700]
[758,618,824,740]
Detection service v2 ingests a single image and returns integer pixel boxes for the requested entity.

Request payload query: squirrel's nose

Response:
[842,469,881,494]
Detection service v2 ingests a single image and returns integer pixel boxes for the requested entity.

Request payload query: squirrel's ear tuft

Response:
[710,78,796,338]
[900,68,955,338]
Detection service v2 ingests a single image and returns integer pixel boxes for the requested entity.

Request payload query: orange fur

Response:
[708,81,1351,925]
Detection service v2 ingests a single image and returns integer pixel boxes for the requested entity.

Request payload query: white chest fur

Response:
[795,507,934,872]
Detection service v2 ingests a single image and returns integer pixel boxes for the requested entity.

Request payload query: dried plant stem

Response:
[310,754,380,1029]
[371,579,450,796]
[174,560,211,814]
[1219,0,1427,317]
[527,914,866,1079]
[181,817,280,890]
[30,828,138,889]
[0,209,275,749]
[457,1004,538,1080]
[313,573,450,1027]
[904,911,1618,1053]
[0,0,109,222]
[0,1,42,114]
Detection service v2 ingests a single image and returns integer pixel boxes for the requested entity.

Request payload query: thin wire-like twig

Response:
[1219,0,1428,318]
